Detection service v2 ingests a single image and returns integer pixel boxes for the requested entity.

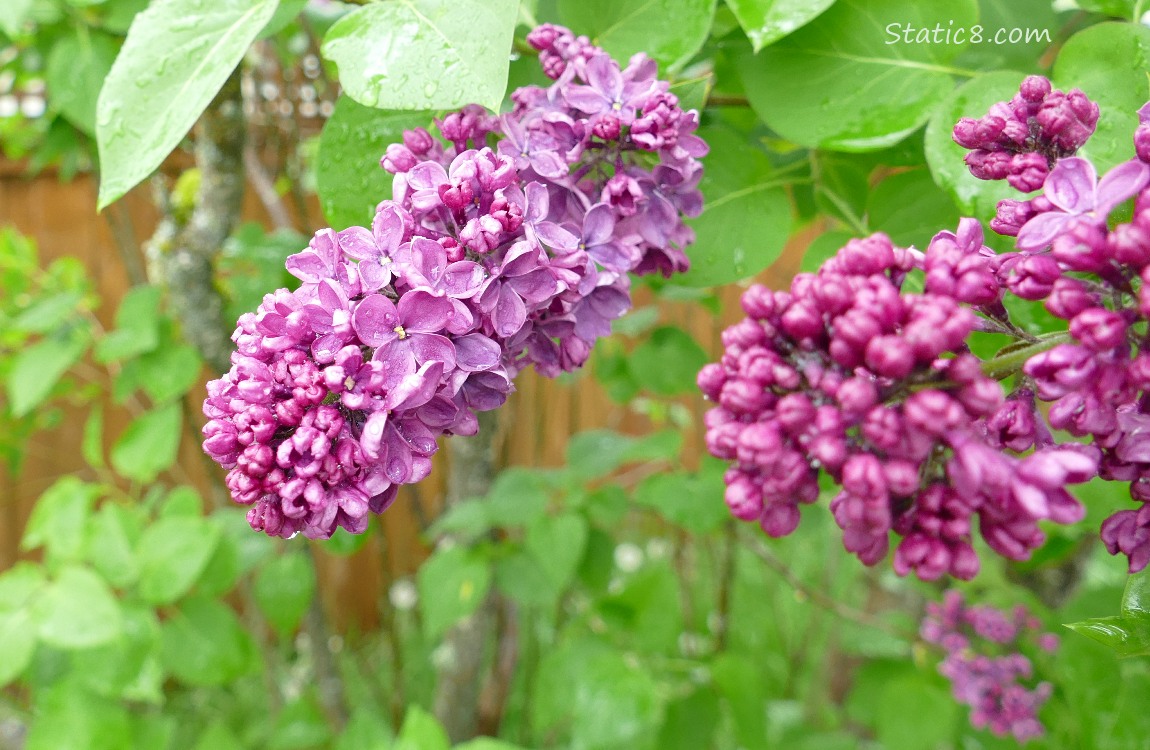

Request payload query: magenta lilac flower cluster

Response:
[953,75,1098,192]
[701,74,1150,578]
[921,591,1058,742]
[202,24,705,538]
[698,230,1097,580]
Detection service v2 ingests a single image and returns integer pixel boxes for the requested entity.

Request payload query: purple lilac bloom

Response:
[204,25,706,538]
[698,231,1098,580]
[921,591,1056,743]
[953,75,1099,192]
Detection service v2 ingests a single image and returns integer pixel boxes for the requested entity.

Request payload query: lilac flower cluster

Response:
[701,75,1150,578]
[921,591,1058,742]
[953,75,1098,192]
[954,78,1150,572]
[698,230,1098,580]
[202,25,705,538]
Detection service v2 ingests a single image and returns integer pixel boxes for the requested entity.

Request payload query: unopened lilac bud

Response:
[760,502,801,537]
[725,472,764,521]
[697,363,727,400]
[1070,307,1127,351]
[884,459,920,496]
[1051,219,1108,271]
[865,335,914,378]
[775,392,815,434]
[403,127,435,154]
[1108,221,1150,268]
[719,378,770,415]
[1005,255,1061,300]
[780,301,824,341]
[1007,153,1049,193]
[382,144,417,174]
[740,284,776,320]
[1045,277,1094,319]
[905,391,964,435]
[1019,75,1052,103]
[837,376,878,415]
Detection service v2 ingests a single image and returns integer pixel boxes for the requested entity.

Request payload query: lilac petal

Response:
[454,333,502,372]
[501,241,541,277]
[587,239,633,270]
[398,290,454,333]
[493,284,527,337]
[510,268,560,304]
[375,340,418,387]
[317,278,347,312]
[311,333,345,364]
[446,299,475,334]
[584,54,622,101]
[441,261,486,297]
[564,85,609,112]
[382,427,414,484]
[1044,157,1097,214]
[1015,212,1075,252]
[417,396,460,428]
[1012,482,1050,518]
[396,418,439,457]
[338,226,377,260]
[536,221,579,252]
[410,237,447,286]
[372,204,406,253]
[955,217,984,253]
[361,411,390,459]
[582,203,616,247]
[525,181,550,223]
[1094,160,1150,216]
[384,361,445,412]
[587,285,631,319]
[530,151,569,180]
[410,332,456,372]
[352,294,400,347]
[359,259,392,291]
[285,251,329,283]
[1045,488,1086,524]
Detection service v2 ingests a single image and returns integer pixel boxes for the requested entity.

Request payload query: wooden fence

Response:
[0,162,806,631]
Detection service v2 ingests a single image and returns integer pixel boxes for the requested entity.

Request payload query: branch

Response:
[432,410,506,743]
[145,69,245,372]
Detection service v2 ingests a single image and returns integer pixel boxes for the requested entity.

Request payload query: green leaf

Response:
[137,515,221,604]
[677,124,792,287]
[565,429,638,480]
[1053,22,1150,175]
[740,0,978,150]
[82,405,106,469]
[396,705,449,750]
[86,503,142,589]
[10,291,85,334]
[22,477,100,566]
[135,343,202,404]
[668,73,712,113]
[94,284,162,362]
[526,512,588,594]
[0,606,35,687]
[110,402,182,483]
[316,97,432,229]
[160,596,257,686]
[570,649,662,750]
[634,462,730,534]
[865,169,960,247]
[25,682,133,750]
[724,0,835,51]
[655,686,721,750]
[953,0,1067,72]
[96,0,280,208]
[0,0,33,37]
[33,565,123,650]
[334,709,394,750]
[6,329,88,417]
[628,326,709,396]
[875,676,958,750]
[46,31,119,136]
[321,523,372,557]
[1122,565,1150,618]
[269,695,333,750]
[454,740,530,750]
[417,545,491,641]
[557,0,716,72]
[259,0,308,38]
[494,549,556,608]
[924,70,1033,219]
[321,0,518,111]
[1065,615,1150,657]
[192,723,246,750]
[253,551,317,636]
